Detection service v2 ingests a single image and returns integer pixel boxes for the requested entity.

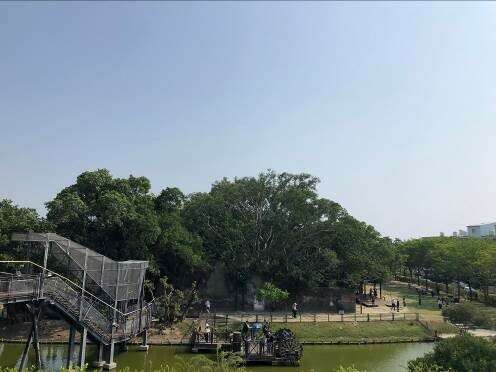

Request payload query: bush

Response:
[256,282,289,310]
[442,302,493,328]
[408,334,496,372]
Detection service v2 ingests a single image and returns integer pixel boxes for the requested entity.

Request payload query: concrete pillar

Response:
[78,327,87,368]
[103,341,117,370]
[66,325,76,369]
[92,343,105,368]
[138,329,149,351]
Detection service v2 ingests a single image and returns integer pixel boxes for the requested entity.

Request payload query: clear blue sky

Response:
[1,2,495,239]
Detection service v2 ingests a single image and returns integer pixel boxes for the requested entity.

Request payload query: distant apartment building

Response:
[466,222,496,238]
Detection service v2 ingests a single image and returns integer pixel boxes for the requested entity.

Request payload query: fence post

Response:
[285,314,287,323]
[299,312,302,323]
[328,313,330,322]
[314,313,316,323]
[416,313,419,321]
[341,314,344,322]
[367,314,370,322]
[241,314,243,323]
[354,313,357,322]
[270,312,273,322]
[225,314,228,331]
[404,313,406,320]
[392,313,395,321]
[379,313,382,321]
[256,314,259,323]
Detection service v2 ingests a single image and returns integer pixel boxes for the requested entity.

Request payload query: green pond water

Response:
[0,342,434,371]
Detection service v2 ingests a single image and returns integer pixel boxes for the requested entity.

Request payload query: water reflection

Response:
[0,342,434,371]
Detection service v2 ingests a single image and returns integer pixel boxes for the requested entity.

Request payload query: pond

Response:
[0,342,434,371]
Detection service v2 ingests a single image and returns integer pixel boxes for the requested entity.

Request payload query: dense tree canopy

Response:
[182,171,394,294]
[398,236,496,300]
[45,169,206,287]
[408,335,496,372]
[2,169,396,296]
[0,199,49,260]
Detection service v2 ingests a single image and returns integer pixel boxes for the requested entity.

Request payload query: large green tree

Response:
[0,199,49,260]
[183,171,393,298]
[46,169,206,288]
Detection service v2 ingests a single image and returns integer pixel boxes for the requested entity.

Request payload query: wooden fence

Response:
[205,312,421,326]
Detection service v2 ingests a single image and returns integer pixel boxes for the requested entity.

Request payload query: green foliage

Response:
[155,276,199,326]
[183,170,393,295]
[0,199,50,261]
[400,237,496,305]
[256,282,289,308]
[5,169,396,301]
[334,367,366,372]
[408,334,496,372]
[442,302,493,328]
[118,352,245,372]
[45,169,207,288]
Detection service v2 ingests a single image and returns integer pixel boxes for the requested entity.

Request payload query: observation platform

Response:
[1,232,153,370]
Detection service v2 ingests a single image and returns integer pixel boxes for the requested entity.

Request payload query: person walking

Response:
[292,302,298,318]
[396,299,400,312]
[205,299,211,313]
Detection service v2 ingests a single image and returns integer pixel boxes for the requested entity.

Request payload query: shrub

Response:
[408,334,496,372]
[441,302,493,328]
[256,282,289,310]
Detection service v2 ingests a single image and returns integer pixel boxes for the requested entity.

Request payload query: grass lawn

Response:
[466,302,496,329]
[270,320,432,342]
[384,283,441,317]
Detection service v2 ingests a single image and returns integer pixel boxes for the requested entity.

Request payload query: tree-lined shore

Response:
[1,169,396,299]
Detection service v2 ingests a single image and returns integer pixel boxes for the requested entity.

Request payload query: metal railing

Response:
[0,273,41,302]
[0,261,153,344]
[205,311,421,324]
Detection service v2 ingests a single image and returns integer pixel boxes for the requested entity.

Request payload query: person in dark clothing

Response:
[262,320,270,337]
[292,302,298,318]
[242,321,250,339]
[396,299,400,312]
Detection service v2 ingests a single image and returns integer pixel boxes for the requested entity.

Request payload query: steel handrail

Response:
[0,260,129,316]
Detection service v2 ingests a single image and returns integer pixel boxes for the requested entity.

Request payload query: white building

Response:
[466,222,496,238]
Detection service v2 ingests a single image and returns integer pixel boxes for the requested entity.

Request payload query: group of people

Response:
[198,322,213,343]
[368,288,379,305]
[388,297,406,312]
[241,320,274,356]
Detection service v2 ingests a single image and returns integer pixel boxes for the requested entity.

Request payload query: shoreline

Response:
[0,336,437,346]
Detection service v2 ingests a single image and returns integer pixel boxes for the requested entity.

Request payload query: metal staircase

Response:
[1,232,153,370]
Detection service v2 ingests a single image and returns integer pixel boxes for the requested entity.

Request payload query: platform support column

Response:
[19,303,43,371]
[78,327,87,367]
[92,343,105,368]
[103,341,117,370]
[138,329,149,351]
[18,326,33,371]
[66,325,76,369]
[32,308,41,369]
